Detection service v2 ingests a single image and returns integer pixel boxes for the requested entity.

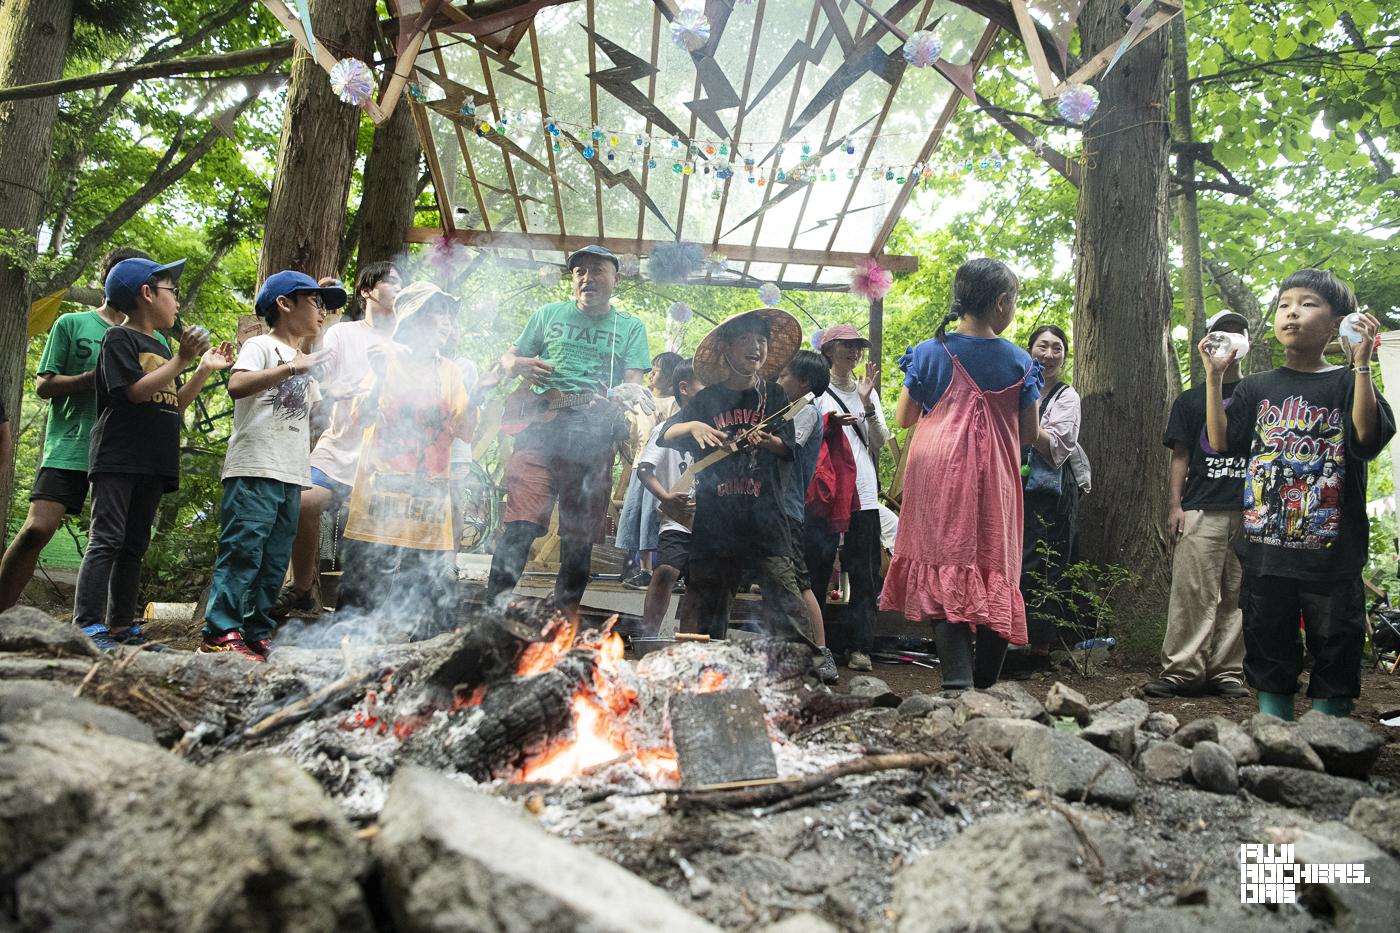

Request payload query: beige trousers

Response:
[1160,509,1245,687]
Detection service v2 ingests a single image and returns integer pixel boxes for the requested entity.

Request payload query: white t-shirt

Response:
[818,384,890,511]
[637,422,692,536]
[222,335,322,486]
[308,319,395,486]
[449,356,480,465]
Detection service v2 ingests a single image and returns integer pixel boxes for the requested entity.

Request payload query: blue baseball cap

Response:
[104,258,187,312]
[566,244,620,271]
[255,270,348,319]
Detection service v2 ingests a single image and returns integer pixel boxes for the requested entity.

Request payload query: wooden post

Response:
[868,296,883,370]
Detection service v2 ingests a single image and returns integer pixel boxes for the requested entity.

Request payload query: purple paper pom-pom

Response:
[1057,84,1100,125]
[647,241,705,284]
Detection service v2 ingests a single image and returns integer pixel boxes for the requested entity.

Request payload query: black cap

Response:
[566,244,620,271]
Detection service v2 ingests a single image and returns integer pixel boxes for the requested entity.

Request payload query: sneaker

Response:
[87,629,122,651]
[270,583,319,621]
[622,570,653,590]
[814,647,840,684]
[848,650,873,672]
[247,637,274,659]
[199,631,266,662]
[1210,680,1251,699]
[1142,678,1186,698]
[114,630,168,651]
[672,580,686,594]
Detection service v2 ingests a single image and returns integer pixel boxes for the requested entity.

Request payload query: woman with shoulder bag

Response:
[1014,324,1082,673]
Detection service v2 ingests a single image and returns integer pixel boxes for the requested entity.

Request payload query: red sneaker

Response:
[200,630,266,662]
[248,637,274,659]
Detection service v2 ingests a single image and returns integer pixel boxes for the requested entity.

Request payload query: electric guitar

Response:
[662,392,815,530]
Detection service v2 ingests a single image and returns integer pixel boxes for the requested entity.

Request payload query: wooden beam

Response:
[1010,0,1058,98]
[707,0,767,258]
[868,21,1000,257]
[409,101,456,233]
[406,227,918,272]
[528,22,568,236]
[638,6,663,240]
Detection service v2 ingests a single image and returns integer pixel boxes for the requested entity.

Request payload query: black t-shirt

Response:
[89,326,182,491]
[661,379,796,560]
[1223,366,1395,580]
[1163,382,1247,510]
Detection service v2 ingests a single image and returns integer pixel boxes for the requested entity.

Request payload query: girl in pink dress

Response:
[880,259,1042,690]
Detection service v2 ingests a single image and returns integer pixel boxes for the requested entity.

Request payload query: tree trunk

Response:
[354,100,422,272]
[1169,14,1206,389]
[1070,0,1174,618]
[258,0,376,281]
[0,0,74,522]
[1204,258,1272,375]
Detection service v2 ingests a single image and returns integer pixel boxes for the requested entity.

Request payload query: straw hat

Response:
[692,307,802,387]
[393,281,459,332]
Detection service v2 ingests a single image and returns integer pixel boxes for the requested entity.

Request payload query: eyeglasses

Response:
[294,292,327,311]
[153,284,180,300]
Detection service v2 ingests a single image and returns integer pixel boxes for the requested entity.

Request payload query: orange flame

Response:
[515,614,578,676]
[696,669,727,693]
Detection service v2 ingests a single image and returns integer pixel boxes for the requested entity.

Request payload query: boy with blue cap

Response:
[201,271,344,660]
[73,257,233,649]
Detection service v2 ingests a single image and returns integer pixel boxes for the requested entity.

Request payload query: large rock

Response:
[1172,718,1217,748]
[985,681,1048,721]
[962,717,1047,756]
[1189,741,1238,795]
[1346,797,1400,856]
[373,767,720,933]
[760,914,842,933]
[893,810,1142,932]
[1138,741,1192,783]
[0,679,154,744]
[1265,822,1400,933]
[954,684,1044,727]
[1239,766,1378,819]
[1294,710,1384,779]
[0,605,98,658]
[897,692,952,719]
[1142,710,1180,739]
[0,722,185,883]
[1208,717,1261,765]
[1044,682,1090,722]
[1247,714,1324,772]
[846,674,894,700]
[1081,698,1150,759]
[18,753,371,933]
[1011,727,1139,810]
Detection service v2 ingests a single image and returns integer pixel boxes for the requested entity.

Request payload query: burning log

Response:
[223,666,389,748]
[392,600,560,699]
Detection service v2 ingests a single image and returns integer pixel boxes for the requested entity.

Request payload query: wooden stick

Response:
[672,752,954,809]
[230,667,381,744]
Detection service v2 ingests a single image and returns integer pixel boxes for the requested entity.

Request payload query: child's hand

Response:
[1347,313,1381,367]
[830,412,860,428]
[177,325,211,363]
[660,491,694,522]
[201,342,235,371]
[1197,336,1237,378]
[296,348,336,377]
[688,422,728,449]
[753,431,786,455]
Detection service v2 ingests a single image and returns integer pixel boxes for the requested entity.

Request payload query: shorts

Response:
[783,514,810,588]
[656,529,692,578]
[310,467,352,506]
[30,467,89,514]
[503,439,613,540]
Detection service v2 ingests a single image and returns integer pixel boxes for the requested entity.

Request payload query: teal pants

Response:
[203,477,301,640]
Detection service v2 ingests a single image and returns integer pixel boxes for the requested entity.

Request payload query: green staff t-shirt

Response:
[513,301,651,395]
[37,310,168,472]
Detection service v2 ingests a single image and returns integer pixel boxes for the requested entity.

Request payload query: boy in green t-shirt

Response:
[0,247,152,612]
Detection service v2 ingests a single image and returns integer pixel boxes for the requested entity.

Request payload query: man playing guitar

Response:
[485,244,652,612]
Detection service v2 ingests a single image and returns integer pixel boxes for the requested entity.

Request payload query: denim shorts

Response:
[310,467,352,505]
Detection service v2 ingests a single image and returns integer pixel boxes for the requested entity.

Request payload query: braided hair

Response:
[936,258,1019,341]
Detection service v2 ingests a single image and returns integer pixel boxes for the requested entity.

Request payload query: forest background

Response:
[0,0,1395,654]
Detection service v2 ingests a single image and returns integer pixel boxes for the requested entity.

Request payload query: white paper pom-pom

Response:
[758,282,781,307]
[669,301,693,323]
[329,58,375,106]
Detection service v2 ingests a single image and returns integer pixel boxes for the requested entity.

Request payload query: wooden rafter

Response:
[706,0,768,269]
[673,69,705,240]
[867,21,1000,258]
[408,227,918,272]
[637,6,663,241]
[527,22,568,236]
[586,0,603,237]
[471,40,532,242]
[410,98,456,233]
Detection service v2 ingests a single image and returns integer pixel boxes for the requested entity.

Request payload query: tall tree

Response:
[257,0,375,280]
[1170,13,1207,389]
[0,0,75,519]
[353,101,422,273]
[1071,0,1175,611]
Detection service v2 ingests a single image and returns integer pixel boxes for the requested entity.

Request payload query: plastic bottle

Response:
[1339,312,1366,345]
[1072,637,1116,651]
[1201,331,1249,359]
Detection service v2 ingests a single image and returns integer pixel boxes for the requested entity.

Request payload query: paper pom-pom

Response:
[538,266,559,286]
[902,30,942,67]
[647,241,705,284]
[329,58,375,106]
[850,258,894,301]
[671,6,711,52]
[669,301,693,323]
[758,282,782,307]
[1057,84,1100,125]
[617,253,641,277]
[705,252,728,276]
[810,329,825,350]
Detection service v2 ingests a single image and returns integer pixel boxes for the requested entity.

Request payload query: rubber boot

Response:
[932,621,973,692]
[1257,691,1295,721]
[1310,697,1355,718]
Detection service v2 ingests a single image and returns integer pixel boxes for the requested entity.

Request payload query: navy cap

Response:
[566,244,620,271]
[255,270,348,319]
[104,258,187,312]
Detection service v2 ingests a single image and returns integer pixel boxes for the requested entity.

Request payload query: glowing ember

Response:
[515,615,579,676]
[520,694,631,782]
[696,669,727,693]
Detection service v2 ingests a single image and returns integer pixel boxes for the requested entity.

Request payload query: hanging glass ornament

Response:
[1057,83,1100,125]
[902,30,943,67]
[328,58,375,106]
[671,5,711,52]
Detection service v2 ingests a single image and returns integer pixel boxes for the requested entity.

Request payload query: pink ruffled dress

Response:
[880,343,1029,645]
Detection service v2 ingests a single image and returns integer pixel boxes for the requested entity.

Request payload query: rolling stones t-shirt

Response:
[1223,367,1394,580]
[661,379,796,560]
